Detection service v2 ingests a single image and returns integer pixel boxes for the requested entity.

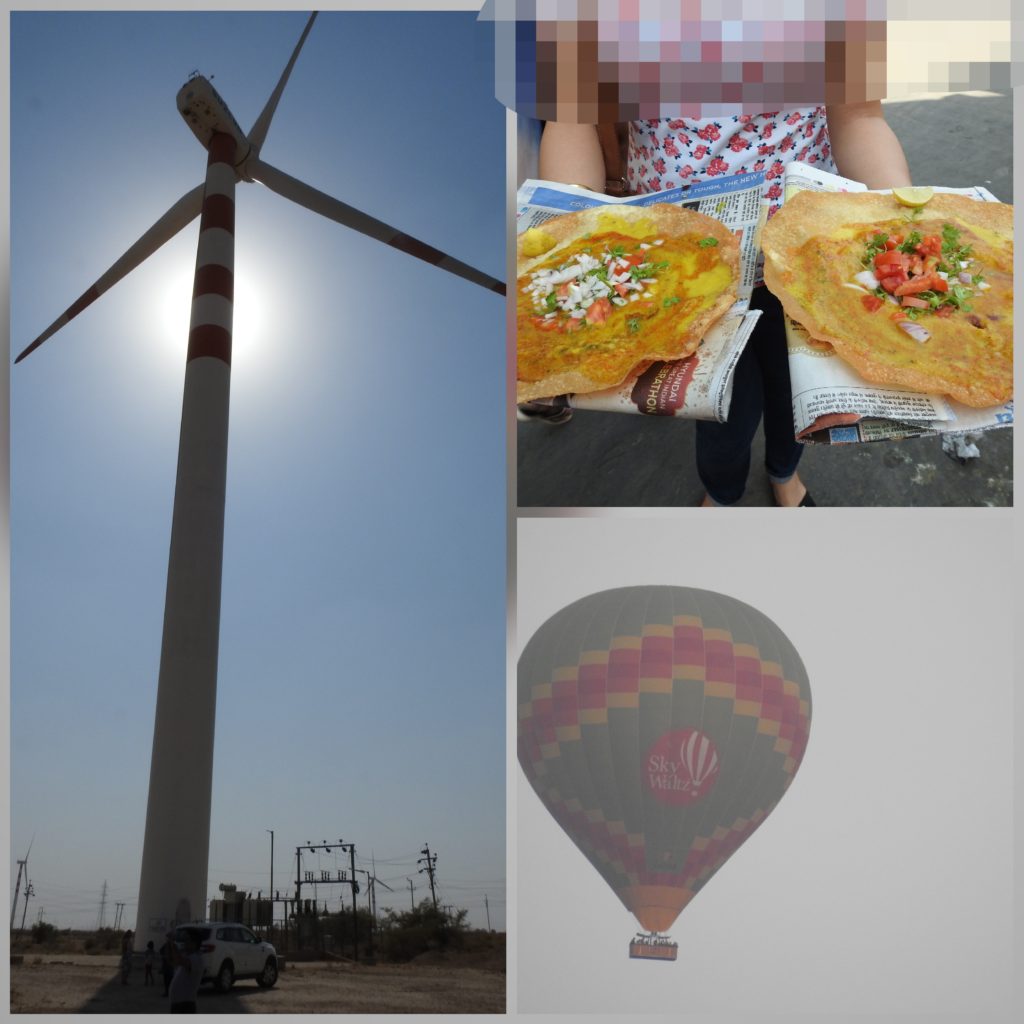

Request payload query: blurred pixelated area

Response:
[480,0,1017,122]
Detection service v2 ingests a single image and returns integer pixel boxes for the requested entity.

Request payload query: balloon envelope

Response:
[518,586,811,935]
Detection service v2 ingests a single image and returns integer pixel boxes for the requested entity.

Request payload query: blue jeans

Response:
[696,287,802,505]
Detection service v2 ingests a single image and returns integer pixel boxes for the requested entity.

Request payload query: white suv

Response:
[173,922,278,991]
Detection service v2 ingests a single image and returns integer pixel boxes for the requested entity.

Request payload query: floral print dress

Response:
[627,108,838,283]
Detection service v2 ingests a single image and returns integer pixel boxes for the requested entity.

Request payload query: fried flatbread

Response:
[517,205,739,402]
[762,191,1013,407]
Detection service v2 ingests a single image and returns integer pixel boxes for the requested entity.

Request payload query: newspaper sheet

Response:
[516,176,766,421]
[777,163,1013,445]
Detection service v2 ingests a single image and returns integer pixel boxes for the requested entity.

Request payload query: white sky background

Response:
[516,512,1013,1015]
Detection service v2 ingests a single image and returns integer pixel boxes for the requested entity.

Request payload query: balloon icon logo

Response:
[645,728,720,806]
[518,586,811,962]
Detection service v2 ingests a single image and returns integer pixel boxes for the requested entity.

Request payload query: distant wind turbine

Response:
[16,11,504,954]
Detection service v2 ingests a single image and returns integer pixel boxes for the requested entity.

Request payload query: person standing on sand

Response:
[120,929,134,985]
[159,939,175,997]
[144,940,156,986]
[166,928,204,1013]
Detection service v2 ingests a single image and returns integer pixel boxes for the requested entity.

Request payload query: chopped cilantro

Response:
[862,232,889,266]
[627,317,642,333]
[697,237,719,247]
[608,244,626,258]
[663,296,680,308]
[948,284,974,312]
[941,223,973,266]
[544,293,558,312]
[651,260,669,271]
[897,231,922,253]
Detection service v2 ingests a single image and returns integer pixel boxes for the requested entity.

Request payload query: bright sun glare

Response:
[159,264,271,371]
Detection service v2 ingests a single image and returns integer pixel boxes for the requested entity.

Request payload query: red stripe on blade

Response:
[187,323,232,365]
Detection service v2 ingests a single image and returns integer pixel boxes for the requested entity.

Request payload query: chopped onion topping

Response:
[854,270,880,290]
[897,320,931,344]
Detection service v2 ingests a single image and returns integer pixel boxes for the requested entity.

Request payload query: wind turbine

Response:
[15,11,504,954]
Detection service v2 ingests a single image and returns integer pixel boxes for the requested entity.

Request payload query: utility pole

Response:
[97,880,108,931]
[485,894,492,932]
[19,881,35,935]
[418,845,438,910]
[266,829,274,940]
[407,878,415,911]
[11,860,27,930]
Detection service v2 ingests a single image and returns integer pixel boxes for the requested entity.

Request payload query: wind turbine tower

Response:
[16,12,503,952]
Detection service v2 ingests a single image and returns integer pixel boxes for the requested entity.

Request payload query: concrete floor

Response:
[517,92,1013,508]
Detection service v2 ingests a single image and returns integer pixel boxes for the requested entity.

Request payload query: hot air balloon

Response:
[518,586,811,961]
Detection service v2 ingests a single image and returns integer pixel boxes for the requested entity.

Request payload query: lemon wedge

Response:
[892,186,934,208]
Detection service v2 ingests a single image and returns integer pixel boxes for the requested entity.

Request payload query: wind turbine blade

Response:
[247,11,318,152]
[15,184,206,363]
[249,157,506,295]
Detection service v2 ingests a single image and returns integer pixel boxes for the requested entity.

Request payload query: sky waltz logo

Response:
[645,728,720,806]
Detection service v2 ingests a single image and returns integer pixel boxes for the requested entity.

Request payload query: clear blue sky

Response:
[11,9,506,931]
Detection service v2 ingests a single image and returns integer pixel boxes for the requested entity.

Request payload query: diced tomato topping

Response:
[878,274,906,294]
[934,303,954,318]
[619,252,647,268]
[556,283,570,299]
[614,283,631,298]
[889,309,909,322]
[894,275,935,296]
[585,298,612,324]
[900,296,930,309]
[915,235,942,257]
[564,317,586,333]
[895,271,948,296]
[861,294,884,312]
[874,250,904,270]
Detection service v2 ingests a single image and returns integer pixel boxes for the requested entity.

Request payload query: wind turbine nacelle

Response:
[177,75,251,168]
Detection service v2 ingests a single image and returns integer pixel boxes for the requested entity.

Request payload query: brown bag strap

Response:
[597,123,629,195]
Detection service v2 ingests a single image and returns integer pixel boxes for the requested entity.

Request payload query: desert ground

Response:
[10,952,505,1014]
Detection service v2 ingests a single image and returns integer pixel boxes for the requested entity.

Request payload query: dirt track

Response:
[10,954,505,1014]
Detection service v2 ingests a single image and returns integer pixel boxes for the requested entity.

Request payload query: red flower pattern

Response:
[625,107,836,277]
